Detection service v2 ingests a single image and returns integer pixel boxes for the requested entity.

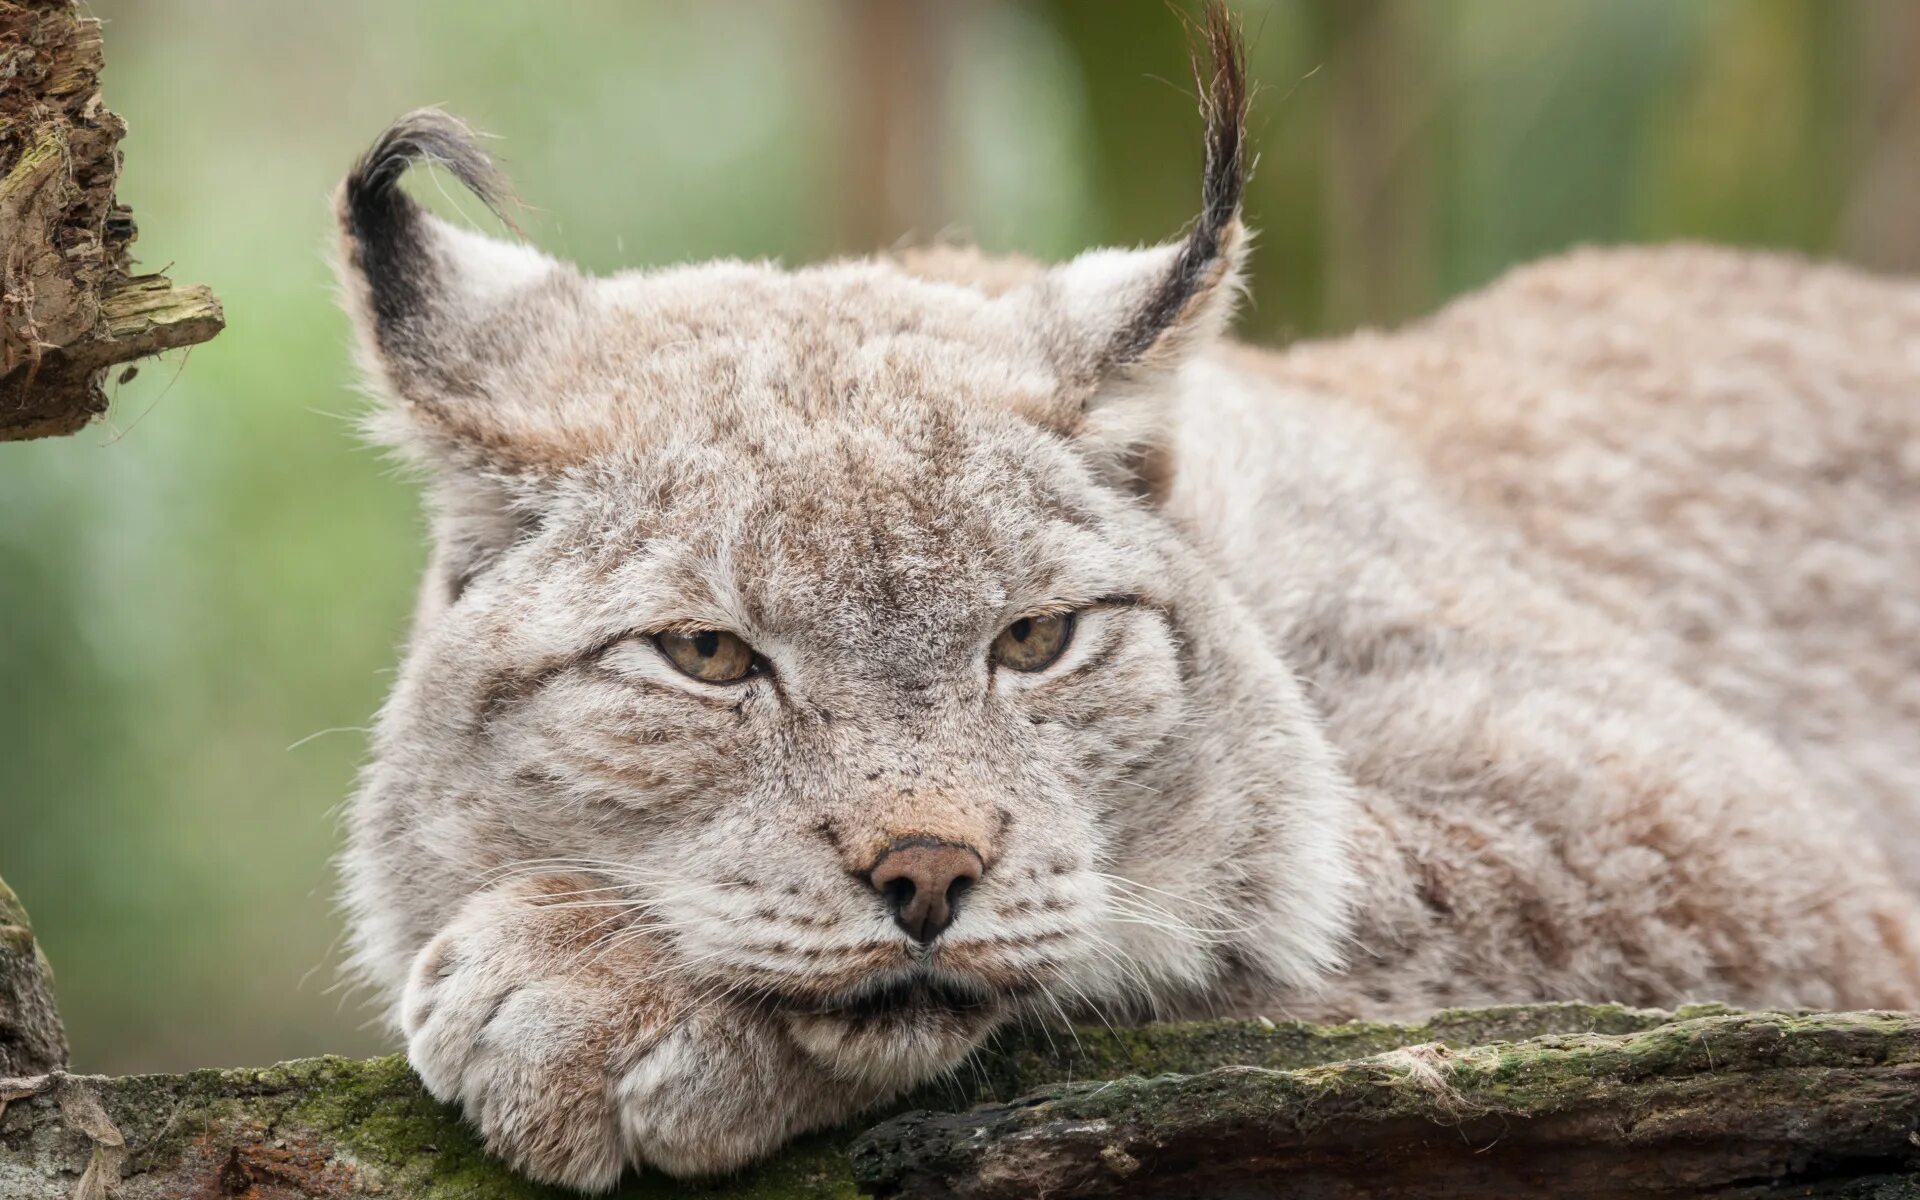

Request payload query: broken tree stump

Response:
[0,0,223,440]
[0,876,65,1077]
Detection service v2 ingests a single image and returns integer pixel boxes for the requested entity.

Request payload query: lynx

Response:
[335,4,1920,1188]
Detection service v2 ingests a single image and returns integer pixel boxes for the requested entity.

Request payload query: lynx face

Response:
[337,13,1356,1092]
[391,363,1197,1078]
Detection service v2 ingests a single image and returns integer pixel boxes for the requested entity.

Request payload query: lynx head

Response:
[337,2,1355,1085]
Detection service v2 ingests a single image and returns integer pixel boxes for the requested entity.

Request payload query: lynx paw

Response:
[399,875,850,1186]
[401,879,645,1190]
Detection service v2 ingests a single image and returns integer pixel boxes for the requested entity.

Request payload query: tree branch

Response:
[4,870,1916,1198]
[854,1011,1920,1198]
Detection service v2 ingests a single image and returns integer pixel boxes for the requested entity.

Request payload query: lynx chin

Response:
[334,3,1920,1188]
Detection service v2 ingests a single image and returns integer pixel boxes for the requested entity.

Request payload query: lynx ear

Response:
[1027,0,1248,495]
[334,109,592,476]
[335,111,591,601]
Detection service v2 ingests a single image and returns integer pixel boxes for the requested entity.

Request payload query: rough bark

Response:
[0,877,65,1078]
[7,1002,1917,1197]
[4,875,1917,1197]
[0,0,223,440]
[853,1011,1920,1199]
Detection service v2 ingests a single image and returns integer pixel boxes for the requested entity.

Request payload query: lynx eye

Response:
[991,612,1076,673]
[654,629,758,684]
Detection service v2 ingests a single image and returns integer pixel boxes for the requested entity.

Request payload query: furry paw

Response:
[400,874,868,1186]
[401,875,659,1189]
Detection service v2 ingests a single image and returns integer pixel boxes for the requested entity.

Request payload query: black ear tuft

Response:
[1099,0,1249,374]
[1025,1,1250,496]
[1191,0,1248,271]
[342,109,520,345]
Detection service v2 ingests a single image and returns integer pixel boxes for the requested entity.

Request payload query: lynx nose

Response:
[868,838,984,945]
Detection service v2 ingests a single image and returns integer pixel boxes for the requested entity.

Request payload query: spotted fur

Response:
[334,4,1920,1189]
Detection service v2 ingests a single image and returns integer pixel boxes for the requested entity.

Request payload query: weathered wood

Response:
[852,1011,1920,1199]
[0,877,65,1078]
[7,1000,1908,1198]
[6,874,1916,1197]
[0,0,223,440]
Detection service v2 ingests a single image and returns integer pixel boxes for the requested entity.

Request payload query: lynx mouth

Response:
[773,973,999,1021]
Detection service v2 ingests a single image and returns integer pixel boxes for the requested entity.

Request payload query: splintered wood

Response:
[1,0,222,440]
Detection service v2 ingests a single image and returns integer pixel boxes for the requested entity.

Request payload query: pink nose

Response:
[867,839,984,944]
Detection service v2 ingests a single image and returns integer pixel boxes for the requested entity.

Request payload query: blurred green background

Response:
[4,0,1917,1074]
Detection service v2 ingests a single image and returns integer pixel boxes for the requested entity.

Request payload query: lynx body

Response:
[335,10,1920,1187]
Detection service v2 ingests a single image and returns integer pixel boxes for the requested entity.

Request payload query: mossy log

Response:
[0,0,223,440]
[854,1012,1920,1199]
[4,874,1918,1198]
[4,1006,1917,1198]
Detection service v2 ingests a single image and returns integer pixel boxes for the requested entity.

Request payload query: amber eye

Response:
[990,612,1075,673]
[654,629,758,684]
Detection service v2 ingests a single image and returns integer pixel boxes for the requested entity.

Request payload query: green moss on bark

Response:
[853,1010,1920,1199]
[7,1007,1917,1198]
[2,874,1908,1200]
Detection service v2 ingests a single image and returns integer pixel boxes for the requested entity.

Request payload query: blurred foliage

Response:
[2,0,1914,1073]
